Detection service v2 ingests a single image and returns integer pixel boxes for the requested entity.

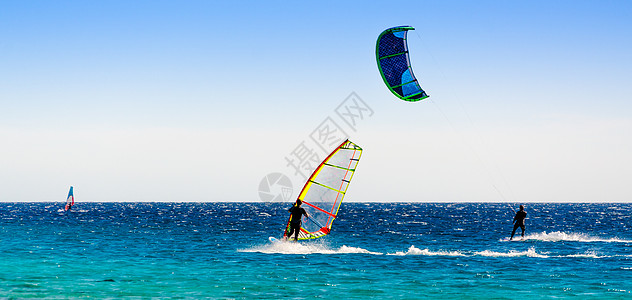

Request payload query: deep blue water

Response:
[1,202,632,298]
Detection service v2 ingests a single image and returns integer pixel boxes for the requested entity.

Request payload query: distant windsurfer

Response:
[286,199,310,241]
[65,204,71,211]
[510,205,527,240]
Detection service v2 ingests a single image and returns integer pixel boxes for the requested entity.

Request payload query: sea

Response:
[1,202,631,299]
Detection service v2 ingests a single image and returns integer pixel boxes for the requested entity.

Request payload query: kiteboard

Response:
[501,237,525,242]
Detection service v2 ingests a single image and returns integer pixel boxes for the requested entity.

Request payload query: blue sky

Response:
[1,1,631,202]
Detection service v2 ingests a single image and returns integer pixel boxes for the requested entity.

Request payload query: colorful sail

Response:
[283,140,362,240]
[376,26,429,102]
[64,186,74,211]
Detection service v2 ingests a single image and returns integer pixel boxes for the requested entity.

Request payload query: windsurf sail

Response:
[64,186,74,211]
[283,140,362,240]
[376,26,429,102]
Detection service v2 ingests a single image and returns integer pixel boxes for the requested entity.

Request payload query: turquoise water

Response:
[1,202,632,298]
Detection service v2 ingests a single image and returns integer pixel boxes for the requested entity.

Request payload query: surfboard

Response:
[501,237,525,242]
[269,236,281,243]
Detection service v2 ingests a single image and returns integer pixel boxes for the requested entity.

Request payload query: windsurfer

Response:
[286,199,310,241]
[510,205,527,240]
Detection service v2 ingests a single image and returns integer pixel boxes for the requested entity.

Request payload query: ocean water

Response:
[1,202,631,299]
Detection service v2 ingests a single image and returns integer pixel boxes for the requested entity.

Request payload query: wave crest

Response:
[475,247,548,258]
[563,251,609,258]
[239,241,382,255]
[525,231,632,243]
[389,245,466,256]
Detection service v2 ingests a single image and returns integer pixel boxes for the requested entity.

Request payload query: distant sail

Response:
[64,186,74,211]
[376,26,429,102]
[283,140,363,240]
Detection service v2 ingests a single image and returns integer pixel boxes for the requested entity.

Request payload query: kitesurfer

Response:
[287,199,310,241]
[510,205,527,240]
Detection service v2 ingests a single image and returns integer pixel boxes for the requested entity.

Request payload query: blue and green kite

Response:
[376,26,429,102]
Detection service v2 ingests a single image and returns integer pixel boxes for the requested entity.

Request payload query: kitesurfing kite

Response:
[281,139,362,240]
[64,186,74,211]
[376,26,429,102]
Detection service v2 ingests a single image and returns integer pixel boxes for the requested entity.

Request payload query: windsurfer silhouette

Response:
[510,205,527,240]
[286,199,310,241]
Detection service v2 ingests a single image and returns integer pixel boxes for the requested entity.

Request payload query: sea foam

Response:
[525,231,632,243]
[239,241,382,255]
[388,245,466,256]
[475,247,549,258]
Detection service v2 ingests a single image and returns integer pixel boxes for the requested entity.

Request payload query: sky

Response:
[1,1,631,202]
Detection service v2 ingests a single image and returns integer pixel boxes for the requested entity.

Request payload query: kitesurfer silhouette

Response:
[510,205,527,240]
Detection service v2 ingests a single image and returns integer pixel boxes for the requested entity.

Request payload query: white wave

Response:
[475,247,549,258]
[239,241,382,255]
[409,221,428,225]
[525,231,632,243]
[336,245,383,255]
[561,251,610,259]
[56,209,89,213]
[388,245,466,256]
